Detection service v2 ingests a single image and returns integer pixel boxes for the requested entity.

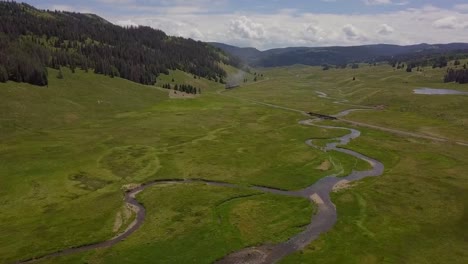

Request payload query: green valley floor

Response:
[1,64,467,264]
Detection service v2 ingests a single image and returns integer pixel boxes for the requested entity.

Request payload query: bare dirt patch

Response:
[113,205,135,232]
[332,179,351,192]
[122,183,142,191]
[310,193,324,205]
[316,160,331,171]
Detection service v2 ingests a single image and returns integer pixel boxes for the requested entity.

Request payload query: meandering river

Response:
[17,104,384,264]
[216,111,384,264]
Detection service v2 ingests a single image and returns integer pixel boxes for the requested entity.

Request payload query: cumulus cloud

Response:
[342,24,367,41]
[98,3,468,50]
[228,16,265,40]
[377,24,394,35]
[433,16,459,29]
[300,24,326,43]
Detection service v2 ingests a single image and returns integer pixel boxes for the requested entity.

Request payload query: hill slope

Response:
[209,42,263,66]
[0,2,236,86]
[210,42,468,67]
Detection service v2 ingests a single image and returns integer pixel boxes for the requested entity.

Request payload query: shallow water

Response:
[17,107,383,264]
[413,88,468,95]
[218,110,384,264]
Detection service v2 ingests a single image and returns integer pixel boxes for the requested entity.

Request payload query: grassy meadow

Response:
[1,62,467,264]
[228,63,468,264]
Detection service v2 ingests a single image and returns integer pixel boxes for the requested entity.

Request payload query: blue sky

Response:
[22,0,468,49]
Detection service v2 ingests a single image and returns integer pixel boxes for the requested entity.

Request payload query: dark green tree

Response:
[0,2,230,86]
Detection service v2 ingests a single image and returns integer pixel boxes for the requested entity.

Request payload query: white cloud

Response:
[342,24,358,38]
[342,24,367,41]
[228,16,265,40]
[137,18,206,40]
[378,24,394,35]
[300,24,327,43]
[102,4,468,50]
[433,16,459,29]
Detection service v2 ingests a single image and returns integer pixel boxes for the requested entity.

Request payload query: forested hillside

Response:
[211,42,468,68]
[0,2,236,86]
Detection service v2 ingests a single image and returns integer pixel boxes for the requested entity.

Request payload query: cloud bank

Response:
[44,1,468,50]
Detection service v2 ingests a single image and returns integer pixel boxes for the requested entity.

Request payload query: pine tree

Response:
[444,69,468,84]
[0,2,230,86]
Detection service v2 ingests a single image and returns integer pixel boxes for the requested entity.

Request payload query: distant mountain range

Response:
[209,42,468,67]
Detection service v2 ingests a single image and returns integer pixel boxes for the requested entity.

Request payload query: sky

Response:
[22,0,468,50]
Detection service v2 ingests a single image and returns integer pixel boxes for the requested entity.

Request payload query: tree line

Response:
[162,83,200,94]
[388,53,468,70]
[0,2,234,86]
[444,69,468,84]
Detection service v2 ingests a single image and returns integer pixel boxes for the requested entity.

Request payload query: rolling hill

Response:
[210,42,468,67]
[0,2,237,86]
